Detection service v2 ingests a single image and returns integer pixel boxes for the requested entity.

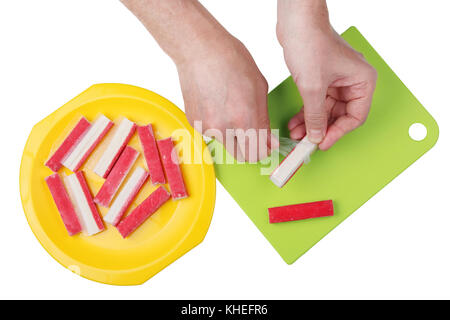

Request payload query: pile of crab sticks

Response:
[45,115,188,238]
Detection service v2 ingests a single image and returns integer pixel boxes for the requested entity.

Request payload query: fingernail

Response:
[307,129,324,144]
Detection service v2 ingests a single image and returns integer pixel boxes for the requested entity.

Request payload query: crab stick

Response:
[45,117,91,172]
[138,124,165,185]
[94,146,139,207]
[61,114,113,172]
[45,173,82,236]
[64,171,104,235]
[94,118,137,178]
[268,200,334,223]
[117,186,171,238]
[104,167,148,226]
[270,136,317,188]
[158,138,188,200]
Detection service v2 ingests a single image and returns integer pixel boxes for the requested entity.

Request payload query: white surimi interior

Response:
[270,136,317,188]
[64,173,102,236]
[94,118,135,177]
[104,166,147,225]
[62,115,111,171]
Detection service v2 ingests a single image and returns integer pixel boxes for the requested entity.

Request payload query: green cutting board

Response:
[212,27,439,264]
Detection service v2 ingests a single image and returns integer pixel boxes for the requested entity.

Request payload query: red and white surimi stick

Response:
[64,171,105,235]
[268,200,334,223]
[45,117,91,172]
[61,114,113,172]
[117,186,171,238]
[94,146,139,207]
[104,167,148,226]
[158,138,188,200]
[94,118,137,178]
[270,136,317,188]
[45,173,82,236]
[137,124,165,185]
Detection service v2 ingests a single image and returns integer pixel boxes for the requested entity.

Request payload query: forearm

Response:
[121,0,232,64]
[277,0,331,45]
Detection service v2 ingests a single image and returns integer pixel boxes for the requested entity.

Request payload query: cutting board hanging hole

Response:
[409,123,427,141]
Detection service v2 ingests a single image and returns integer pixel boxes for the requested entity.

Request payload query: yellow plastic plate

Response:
[20,84,216,285]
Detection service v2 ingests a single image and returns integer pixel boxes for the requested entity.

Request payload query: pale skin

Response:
[121,0,377,161]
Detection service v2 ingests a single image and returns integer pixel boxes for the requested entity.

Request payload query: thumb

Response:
[298,84,328,144]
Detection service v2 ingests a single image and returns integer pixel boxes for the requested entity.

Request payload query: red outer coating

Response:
[75,171,104,231]
[157,138,188,200]
[45,173,82,236]
[117,186,171,238]
[268,200,334,223]
[45,117,91,172]
[111,170,149,226]
[102,123,137,179]
[137,125,166,185]
[72,120,114,172]
[94,146,139,207]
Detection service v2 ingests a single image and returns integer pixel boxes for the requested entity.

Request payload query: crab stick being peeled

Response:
[270,136,317,188]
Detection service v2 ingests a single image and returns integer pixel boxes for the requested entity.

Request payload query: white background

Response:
[1,0,449,299]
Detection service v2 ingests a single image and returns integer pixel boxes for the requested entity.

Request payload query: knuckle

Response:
[352,113,369,129]
[305,111,327,126]
[360,112,370,125]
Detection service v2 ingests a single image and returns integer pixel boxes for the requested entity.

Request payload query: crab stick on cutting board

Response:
[45,173,82,236]
[45,117,91,172]
[94,146,139,207]
[117,186,171,238]
[64,171,104,235]
[158,138,188,200]
[104,167,148,226]
[138,124,165,185]
[94,118,136,178]
[270,136,317,188]
[62,115,113,172]
[268,200,334,223]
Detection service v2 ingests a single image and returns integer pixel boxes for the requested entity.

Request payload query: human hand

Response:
[176,35,278,162]
[121,0,277,162]
[277,0,377,150]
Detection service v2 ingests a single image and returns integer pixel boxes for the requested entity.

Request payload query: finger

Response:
[290,124,306,140]
[288,96,335,141]
[234,136,246,162]
[298,83,328,144]
[236,130,252,162]
[269,132,280,151]
[223,132,245,162]
[329,100,346,119]
[319,95,372,150]
[287,111,305,130]
[258,129,270,160]
[322,67,376,150]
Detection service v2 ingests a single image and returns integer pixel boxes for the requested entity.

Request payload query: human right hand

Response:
[277,0,377,150]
